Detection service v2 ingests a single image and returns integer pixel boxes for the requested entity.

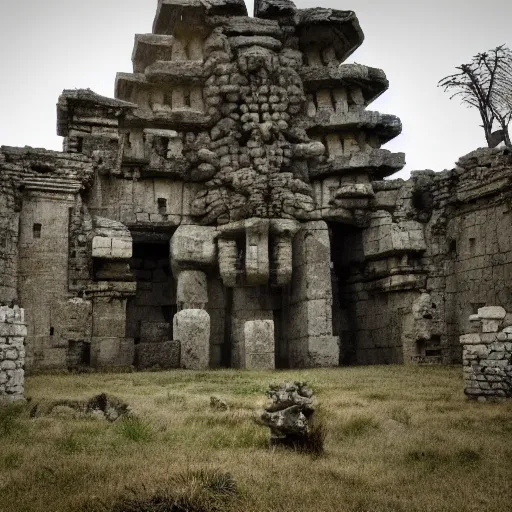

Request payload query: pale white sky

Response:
[0,0,510,179]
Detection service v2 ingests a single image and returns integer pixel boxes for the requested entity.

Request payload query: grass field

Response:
[1,366,511,511]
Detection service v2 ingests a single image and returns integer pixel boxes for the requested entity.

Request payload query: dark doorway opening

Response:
[126,240,176,344]
[328,223,365,365]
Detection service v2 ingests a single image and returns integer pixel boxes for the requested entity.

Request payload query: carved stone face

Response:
[189,31,322,226]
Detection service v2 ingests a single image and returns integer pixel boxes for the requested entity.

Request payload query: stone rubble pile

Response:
[259,381,315,446]
[461,306,512,401]
[0,306,26,402]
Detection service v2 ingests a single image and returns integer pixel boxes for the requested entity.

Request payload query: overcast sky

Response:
[0,0,510,179]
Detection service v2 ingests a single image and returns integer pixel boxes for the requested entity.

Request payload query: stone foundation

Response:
[460,306,512,401]
[0,306,26,402]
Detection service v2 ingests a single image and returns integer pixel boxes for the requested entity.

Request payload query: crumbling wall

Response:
[0,306,26,401]
[461,306,512,401]
[416,148,512,363]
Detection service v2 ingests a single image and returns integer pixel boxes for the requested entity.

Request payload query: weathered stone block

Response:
[135,341,180,369]
[481,319,501,333]
[173,309,210,369]
[244,320,275,369]
[91,337,134,368]
[478,306,506,320]
[170,226,217,271]
[177,270,208,308]
[460,333,481,345]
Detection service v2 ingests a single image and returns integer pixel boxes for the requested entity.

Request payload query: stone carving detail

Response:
[189,31,319,224]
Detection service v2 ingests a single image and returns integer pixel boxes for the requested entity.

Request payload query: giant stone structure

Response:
[2,0,512,377]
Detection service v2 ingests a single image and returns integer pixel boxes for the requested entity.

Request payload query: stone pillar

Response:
[0,306,26,402]
[461,306,512,401]
[177,270,208,310]
[288,221,339,367]
[170,226,216,368]
[244,320,275,369]
[174,309,210,369]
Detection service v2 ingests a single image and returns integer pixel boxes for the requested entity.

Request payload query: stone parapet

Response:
[461,306,512,401]
[0,306,26,402]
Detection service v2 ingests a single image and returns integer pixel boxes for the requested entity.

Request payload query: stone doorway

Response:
[328,223,365,365]
[125,240,176,347]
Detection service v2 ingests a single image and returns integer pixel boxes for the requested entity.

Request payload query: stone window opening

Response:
[469,237,476,255]
[33,223,42,239]
[157,198,167,214]
[448,239,457,256]
[183,90,191,108]
[50,326,55,336]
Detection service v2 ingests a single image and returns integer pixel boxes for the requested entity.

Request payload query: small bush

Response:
[117,417,153,442]
[180,469,237,497]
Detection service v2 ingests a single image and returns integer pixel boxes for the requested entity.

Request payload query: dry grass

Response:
[1,366,511,511]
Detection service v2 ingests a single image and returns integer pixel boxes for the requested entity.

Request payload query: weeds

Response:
[116,417,153,442]
[85,470,238,512]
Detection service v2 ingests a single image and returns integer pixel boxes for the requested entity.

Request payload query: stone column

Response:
[170,226,216,369]
[288,221,339,367]
[0,306,26,402]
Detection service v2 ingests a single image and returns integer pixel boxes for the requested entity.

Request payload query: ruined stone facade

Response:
[1,0,512,373]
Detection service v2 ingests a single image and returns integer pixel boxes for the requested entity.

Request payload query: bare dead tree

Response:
[438,45,512,148]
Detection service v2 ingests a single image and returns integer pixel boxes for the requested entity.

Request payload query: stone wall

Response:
[460,306,512,401]
[0,306,26,401]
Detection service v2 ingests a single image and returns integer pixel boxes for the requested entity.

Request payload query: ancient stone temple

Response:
[1,0,512,373]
